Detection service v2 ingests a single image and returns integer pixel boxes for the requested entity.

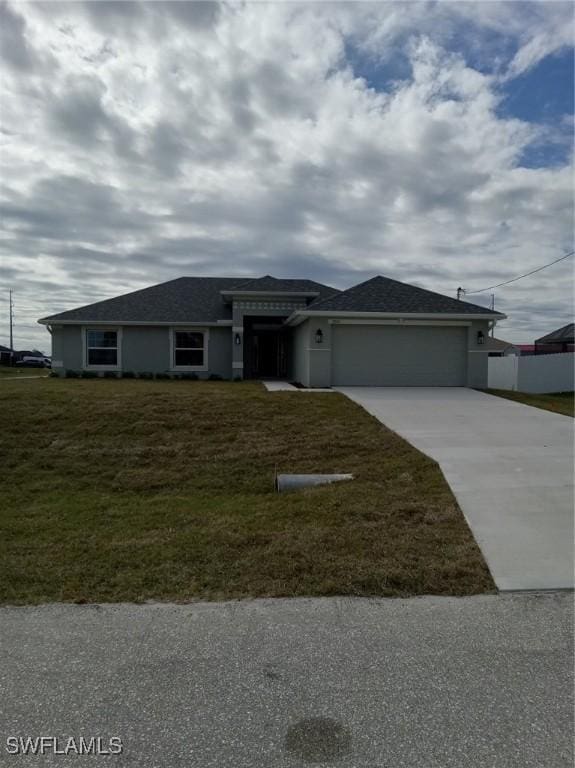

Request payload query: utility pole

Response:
[490,294,495,336]
[456,287,465,300]
[8,289,14,363]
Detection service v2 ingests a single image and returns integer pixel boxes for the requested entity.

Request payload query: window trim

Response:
[170,327,209,371]
[83,326,122,370]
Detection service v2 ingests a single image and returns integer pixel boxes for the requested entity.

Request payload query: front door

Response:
[251,330,287,378]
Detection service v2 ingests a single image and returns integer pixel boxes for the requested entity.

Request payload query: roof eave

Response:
[38,318,233,326]
[286,310,506,326]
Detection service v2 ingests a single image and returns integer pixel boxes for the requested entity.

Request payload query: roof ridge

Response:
[306,275,379,309]
[308,274,502,315]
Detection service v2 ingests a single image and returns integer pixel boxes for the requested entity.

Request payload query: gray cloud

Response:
[0,2,40,71]
[47,75,137,159]
[161,1,221,31]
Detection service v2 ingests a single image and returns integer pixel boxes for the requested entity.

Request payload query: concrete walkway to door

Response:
[337,388,574,591]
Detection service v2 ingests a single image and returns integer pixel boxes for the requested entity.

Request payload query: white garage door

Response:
[332,324,467,386]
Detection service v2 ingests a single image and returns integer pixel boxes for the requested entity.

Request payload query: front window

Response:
[173,330,206,368]
[86,329,118,366]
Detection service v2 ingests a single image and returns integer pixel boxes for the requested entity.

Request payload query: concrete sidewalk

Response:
[338,387,574,591]
[0,593,572,767]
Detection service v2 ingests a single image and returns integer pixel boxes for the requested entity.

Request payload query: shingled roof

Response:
[224,275,335,295]
[39,276,338,325]
[535,322,574,344]
[306,275,504,316]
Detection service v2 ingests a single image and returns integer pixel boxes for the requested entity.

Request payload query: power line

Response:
[463,250,575,295]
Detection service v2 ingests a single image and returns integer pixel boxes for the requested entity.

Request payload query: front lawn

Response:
[0,365,49,378]
[0,380,494,603]
[486,389,574,418]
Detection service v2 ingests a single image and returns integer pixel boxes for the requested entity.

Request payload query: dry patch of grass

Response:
[0,380,494,603]
[486,389,574,417]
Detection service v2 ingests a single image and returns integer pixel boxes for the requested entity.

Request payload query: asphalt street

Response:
[0,592,572,767]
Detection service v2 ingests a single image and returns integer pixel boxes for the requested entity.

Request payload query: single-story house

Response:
[485,336,520,357]
[38,274,505,388]
[534,323,574,355]
[0,344,13,365]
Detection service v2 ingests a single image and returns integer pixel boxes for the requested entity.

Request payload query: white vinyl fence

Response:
[488,352,574,394]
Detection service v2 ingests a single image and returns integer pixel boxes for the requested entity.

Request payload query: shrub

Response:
[103,371,118,379]
[155,372,171,380]
[180,372,199,381]
[233,376,243,382]
[208,373,223,381]
[122,371,135,379]
[80,370,98,379]
[65,370,79,378]
[138,372,154,380]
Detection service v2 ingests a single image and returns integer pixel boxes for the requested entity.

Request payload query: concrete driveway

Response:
[0,594,572,767]
[337,388,574,591]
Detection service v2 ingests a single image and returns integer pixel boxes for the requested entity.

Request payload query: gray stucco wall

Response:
[51,324,232,379]
[203,326,233,379]
[307,317,332,388]
[290,320,310,387]
[466,320,490,388]
[51,325,82,372]
[122,326,170,373]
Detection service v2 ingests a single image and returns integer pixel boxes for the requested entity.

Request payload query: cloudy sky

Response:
[1,1,573,352]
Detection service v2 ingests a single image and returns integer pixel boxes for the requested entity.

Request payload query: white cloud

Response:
[0,0,573,350]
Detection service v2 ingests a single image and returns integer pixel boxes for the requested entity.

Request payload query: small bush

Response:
[208,374,223,381]
[122,371,136,379]
[80,370,98,379]
[65,370,79,378]
[103,371,118,379]
[180,372,199,381]
[155,372,171,380]
[138,372,154,380]
[233,376,243,382]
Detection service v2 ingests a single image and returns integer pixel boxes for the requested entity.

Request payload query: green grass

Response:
[0,380,494,604]
[486,389,574,417]
[0,365,49,378]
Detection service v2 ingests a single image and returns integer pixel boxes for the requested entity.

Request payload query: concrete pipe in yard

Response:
[275,473,353,493]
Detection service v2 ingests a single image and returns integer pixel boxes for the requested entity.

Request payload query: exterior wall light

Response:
[234,333,241,346]
[315,328,324,344]
[477,330,485,345]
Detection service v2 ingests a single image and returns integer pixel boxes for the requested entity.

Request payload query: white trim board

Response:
[328,319,473,327]
[40,320,232,327]
[287,311,505,326]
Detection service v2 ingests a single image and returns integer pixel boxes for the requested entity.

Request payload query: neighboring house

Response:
[38,274,504,388]
[516,344,536,356]
[0,344,12,365]
[534,323,574,355]
[485,337,520,357]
